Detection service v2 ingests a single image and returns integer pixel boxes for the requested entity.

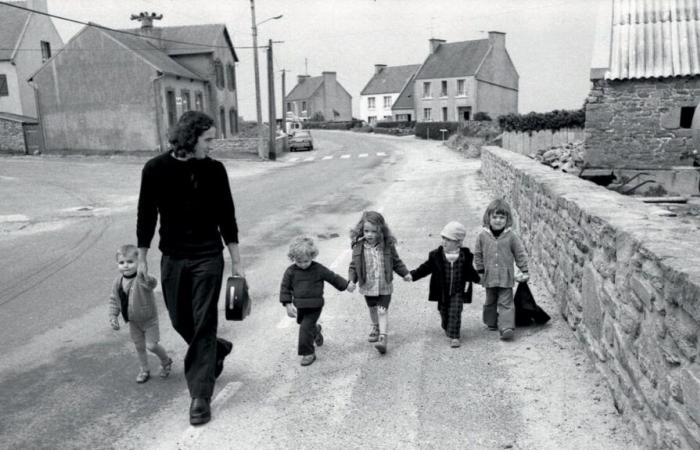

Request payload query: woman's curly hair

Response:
[168,111,214,157]
[349,210,396,246]
[288,236,319,261]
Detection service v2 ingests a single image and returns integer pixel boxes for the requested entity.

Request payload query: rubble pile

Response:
[532,140,584,173]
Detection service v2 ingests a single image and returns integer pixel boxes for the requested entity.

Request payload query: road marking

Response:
[322,155,333,160]
[358,153,368,158]
[377,152,387,156]
[340,154,351,159]
[176,382,243,449]
[303,157,315,162]
[288,157,299,162]
[0,214,29,222]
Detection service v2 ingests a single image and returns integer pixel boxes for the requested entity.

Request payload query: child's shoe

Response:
[375,334,387,354]
[500,328,514,340]
[450,338,461,348]
[314,324,324,347]
[159,357,173,378]
[300,354,316,366]
[368,324,380,342]
[487,325,499,331]
[136,370,150,383]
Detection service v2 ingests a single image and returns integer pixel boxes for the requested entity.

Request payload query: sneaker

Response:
[450,338,461,348]
[136,370,150,384]
[314,324,324,347]
[300,354,316,366]
[500,328,514,340]
[368,324,380,343]
[159,357,173,378]
[375,334,387,354]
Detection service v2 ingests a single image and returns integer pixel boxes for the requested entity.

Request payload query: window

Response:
[457,79,466,96]
[422,82,431,98]
[181,90,191,112]
[440,80,447,97]
[423,108,431,121]
[368,116,377,125]
[195,91,203,111]
[40,41,51,62]
[680,106,696,128]
[226,63,236,91]
[214,60,224,89]
[219,107,226,138]
[229,108,238,134]
[383,96,391,108]
[166,89,176,126]
[302,101,307,112]
[368,97,376,109]
[0,74,8,97]
[442,107,448,121]
[287,102,292,112]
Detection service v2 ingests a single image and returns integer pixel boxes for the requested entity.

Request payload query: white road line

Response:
[322,155,333,160]
[377,152,387,156]
[303,157,315,162]
[288,157,299,162]
[176,382,243,449]
[358,153,368,158]
[0,214,29,222]
[340,154,351,159]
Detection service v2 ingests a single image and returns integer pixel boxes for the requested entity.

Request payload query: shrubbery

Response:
[497,108,585,133]
[374,121,416,129]
[473,112,492,121]
[414,121,460,140]
[303,119,363,130]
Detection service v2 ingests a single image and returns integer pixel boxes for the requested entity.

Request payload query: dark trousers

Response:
[439,293,464,339]
[161,253,227,398]
[296,307,322,356]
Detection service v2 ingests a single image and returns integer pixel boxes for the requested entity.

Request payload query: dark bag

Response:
[225,276,251,321]
[514,282,550,326]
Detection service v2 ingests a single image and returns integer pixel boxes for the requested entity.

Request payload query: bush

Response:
[414,122,459,140]
[497,108,585,133]
[374,121,416,129]
[473,112,492,121]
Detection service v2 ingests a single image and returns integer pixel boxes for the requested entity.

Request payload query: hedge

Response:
[374,121,416,129]
[497,108,585,133]
[414,122,460,140]
[302,119,363,130]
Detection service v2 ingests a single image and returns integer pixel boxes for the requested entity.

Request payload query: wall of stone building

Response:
[481,146,700,449]
[0,120,26,153]
[211,136,287,157]
[585,77,700,169]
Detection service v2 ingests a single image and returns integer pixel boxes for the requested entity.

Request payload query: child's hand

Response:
[347,281,356,293]
[285,303,297,318]
[517,272,530,283]
[403,274,412,282]
[110,316,120,330]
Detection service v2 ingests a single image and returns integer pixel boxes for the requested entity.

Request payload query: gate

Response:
[22,123,43,154]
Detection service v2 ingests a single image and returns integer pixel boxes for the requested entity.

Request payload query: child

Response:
[474,199,530,341]
[410,221,480,348]
[109,244,173,383]
[347,211,411,354]
[280,236,349,366]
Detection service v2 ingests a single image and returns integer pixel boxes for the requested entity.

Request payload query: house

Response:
[586,0,700,181]
[0,0,63,118]
[0,112,40,154]
[359,64,420,125]
[413,32,518,124]
[29,13,239,153]
[285,72,352,122]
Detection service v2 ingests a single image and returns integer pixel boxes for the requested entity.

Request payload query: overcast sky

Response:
[46,0,607,121]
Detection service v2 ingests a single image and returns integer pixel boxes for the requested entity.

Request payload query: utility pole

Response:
[250,0,265,158]
[267,39,276,161]
[281,68,289,133]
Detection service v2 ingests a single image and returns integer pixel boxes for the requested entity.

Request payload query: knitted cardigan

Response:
[108,274,159,323]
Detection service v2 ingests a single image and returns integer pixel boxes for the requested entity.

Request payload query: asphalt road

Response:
[0,131,638,449]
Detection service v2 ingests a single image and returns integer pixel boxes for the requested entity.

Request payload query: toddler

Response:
[280,236,348,366]
[347,211,411,354]
[109,244,172,382]
[410,221,480,347]
[474,199,529,340]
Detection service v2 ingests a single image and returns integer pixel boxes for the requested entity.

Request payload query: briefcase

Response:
[225,276,251,321]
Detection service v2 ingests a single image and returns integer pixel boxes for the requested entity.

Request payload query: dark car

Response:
[289,130,314,152]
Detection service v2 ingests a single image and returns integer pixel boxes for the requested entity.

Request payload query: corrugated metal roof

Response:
[414,39,490,80]
[360,64,420,95]
[607,0,700,79]
[286,76,324,101]
[0,2,30,61]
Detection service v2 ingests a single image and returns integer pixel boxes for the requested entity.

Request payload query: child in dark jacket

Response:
[410,221,480,347]
[280,236,348,366]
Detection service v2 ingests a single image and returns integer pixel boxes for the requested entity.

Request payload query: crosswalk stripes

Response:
[340,154,351,159]
[322,155,333,160]
[358,153,368,158]
[283,152,392,163]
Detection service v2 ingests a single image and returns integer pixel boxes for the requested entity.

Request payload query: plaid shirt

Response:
[442,252,465,297]
[359,242,392,296]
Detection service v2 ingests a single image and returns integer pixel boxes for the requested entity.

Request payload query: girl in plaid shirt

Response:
[347,211,411,354]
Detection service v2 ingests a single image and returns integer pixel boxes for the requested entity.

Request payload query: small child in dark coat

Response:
[410,221,480,348]
[280,236,348,366]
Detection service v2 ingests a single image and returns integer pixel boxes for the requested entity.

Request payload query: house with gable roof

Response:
[285,72,352,122]
[359,64,420,125]
[0,0,63,118]
[412,33,518,124]
[29,13,239,153]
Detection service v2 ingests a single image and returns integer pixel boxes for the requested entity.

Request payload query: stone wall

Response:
[481,146,700,449]
[0,120,26,153]
[585,77,700,169]
[211,136,288,158]
[502,128,584,156]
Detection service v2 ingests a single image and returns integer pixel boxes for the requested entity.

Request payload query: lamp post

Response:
[250,0,282,159]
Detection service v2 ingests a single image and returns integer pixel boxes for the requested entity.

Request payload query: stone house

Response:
[285,72,352,122]
[359,64,420,125]
[29,15,239,153]
[0,112,40,154]
[586,0,700,194]
[412,32,518,124]
[0,0,63,118]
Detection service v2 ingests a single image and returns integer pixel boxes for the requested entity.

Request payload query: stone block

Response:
[681,364,700,425]
[666,305,699,361]
[582,262,604,340]
[630,274,657,310]
[660,109,681,129]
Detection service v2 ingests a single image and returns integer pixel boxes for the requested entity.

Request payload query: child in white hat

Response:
[409,221,480,347]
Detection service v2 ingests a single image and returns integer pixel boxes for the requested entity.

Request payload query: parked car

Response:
[289,130,314,152]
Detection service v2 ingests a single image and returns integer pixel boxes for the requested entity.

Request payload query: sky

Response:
[43,0,607,121]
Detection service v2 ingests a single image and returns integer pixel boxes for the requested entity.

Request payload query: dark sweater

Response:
[137,152,238,257]
[280,261,348,309]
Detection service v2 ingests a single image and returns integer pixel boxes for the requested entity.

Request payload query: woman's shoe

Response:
[136,370,150,383]
[375,334,387,354]
[300,354,316,366]
[159,358,173,378]
[368,324,380,342]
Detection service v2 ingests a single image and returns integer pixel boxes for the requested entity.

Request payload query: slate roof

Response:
[0,1,30,61]
[414,39,491,80]
[392,75,417,110]
[286,76,324,101]
[360,64,420,95]
[121,24,238,61]
[605,0,700,79]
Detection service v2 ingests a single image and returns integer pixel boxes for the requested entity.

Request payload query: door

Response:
[458,107,472,124]
[22,123,43,155]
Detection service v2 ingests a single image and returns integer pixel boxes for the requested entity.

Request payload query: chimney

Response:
[488,31,505,49]
[322,71,336,84]
[130,12,164,47]
[26,0,47,13]
[374,64,387,75]
[429,38,446,54]
[297,74,310,84]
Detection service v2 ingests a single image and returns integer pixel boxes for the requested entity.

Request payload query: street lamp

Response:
[250,0,282,159]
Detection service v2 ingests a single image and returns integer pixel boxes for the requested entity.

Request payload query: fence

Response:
[501,128,584,156]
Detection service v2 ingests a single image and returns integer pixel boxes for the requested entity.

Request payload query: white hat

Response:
[441,221,466,241]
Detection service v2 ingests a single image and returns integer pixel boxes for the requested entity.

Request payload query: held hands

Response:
[110,316,120,330]
[346,281,356,293]
[515,272,530,283]
[403,274,412,282]
[285,303,297,318]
